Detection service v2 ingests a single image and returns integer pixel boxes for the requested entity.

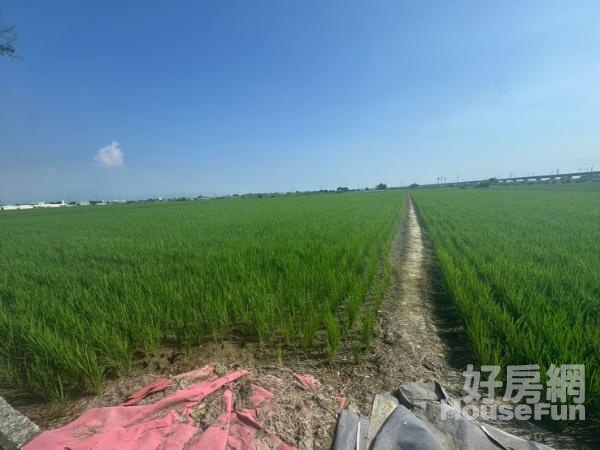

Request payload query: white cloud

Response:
[94,141,124,168]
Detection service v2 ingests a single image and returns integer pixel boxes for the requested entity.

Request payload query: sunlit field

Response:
[0,192,405,400]
[413,187,600,412]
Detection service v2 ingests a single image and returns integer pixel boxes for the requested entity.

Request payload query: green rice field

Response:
[0,192,404,399]
[412,187,600,412]
[2,184,599,416]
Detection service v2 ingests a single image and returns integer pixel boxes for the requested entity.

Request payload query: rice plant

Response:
[412,188,600,415]
[0,191,405,399]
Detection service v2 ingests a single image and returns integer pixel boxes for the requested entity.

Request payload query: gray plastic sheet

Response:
[334,382,554,450]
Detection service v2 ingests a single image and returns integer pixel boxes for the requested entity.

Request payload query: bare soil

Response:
[372,196,468,393]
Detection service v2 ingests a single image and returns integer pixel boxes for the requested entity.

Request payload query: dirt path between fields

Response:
[372,196,467,392]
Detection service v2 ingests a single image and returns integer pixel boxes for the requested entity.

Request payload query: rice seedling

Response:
[0,191,405,399]
[412,188,600,414]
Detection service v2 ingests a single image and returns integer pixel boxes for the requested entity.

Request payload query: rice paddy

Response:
[412,187,600,413]
[2,183,598,420]
[0,192,405,400]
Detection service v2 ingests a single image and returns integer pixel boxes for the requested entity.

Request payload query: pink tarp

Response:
[294,373,320,391]
[122,378,172,406]
[25,366,295,450]
[188,389,292,450]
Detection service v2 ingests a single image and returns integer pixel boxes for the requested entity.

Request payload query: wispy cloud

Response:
[94,141,124,168]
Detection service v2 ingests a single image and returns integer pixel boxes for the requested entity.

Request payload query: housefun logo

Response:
[442,364,585,421]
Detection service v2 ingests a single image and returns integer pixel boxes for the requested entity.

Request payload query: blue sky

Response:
[1,1,600,202]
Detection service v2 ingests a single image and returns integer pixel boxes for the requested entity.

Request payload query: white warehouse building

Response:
[1,201,67,211]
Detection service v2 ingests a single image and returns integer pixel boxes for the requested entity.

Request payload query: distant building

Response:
[1,204,34,211]
[34,201,66,208]
[1,201,69,211]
